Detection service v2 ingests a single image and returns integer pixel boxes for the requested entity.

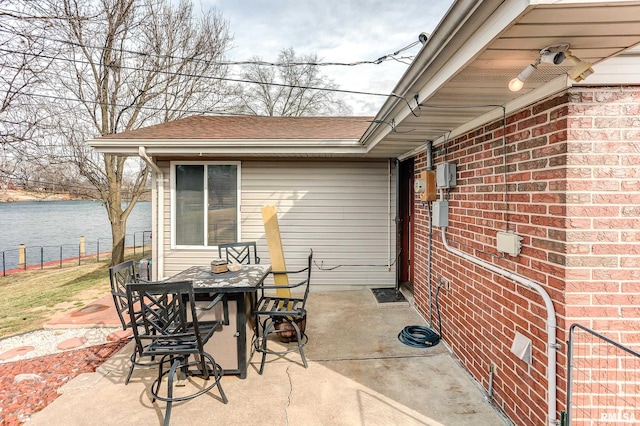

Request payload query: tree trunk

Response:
[105,154,129,266]
[111,216,126,266]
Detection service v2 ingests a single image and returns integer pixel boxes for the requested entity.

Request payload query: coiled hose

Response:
[398,285,443,348]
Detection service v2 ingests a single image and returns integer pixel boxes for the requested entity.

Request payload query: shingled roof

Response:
[101,115,373,140]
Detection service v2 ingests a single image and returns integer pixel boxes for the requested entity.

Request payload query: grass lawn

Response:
[0,257,140,338]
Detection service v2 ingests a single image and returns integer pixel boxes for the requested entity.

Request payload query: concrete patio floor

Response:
[29,288,510,426]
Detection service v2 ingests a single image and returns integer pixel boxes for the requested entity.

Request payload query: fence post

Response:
[133,233,137,255]
[19,244,26,269]
[2,251,5,276]
[40,247,43,270]
[59,246,62,269]
[97,240,100,262]
[80,236,85,257]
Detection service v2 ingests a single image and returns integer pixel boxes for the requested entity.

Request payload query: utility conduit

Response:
[441,227,558,426]
[139,146,163,280]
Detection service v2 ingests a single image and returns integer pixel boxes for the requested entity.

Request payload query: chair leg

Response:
[202,353,228,404]
[125,351,137,385]
[291,320,308,368]
[163,358,180,426]
[259,318,274,375]
[151,356,167,403]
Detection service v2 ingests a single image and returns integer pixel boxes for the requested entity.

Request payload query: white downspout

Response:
[388,160,391,271]
[138,147,163,280]
[441,227,558,426]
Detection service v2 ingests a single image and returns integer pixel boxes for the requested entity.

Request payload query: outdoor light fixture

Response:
[508,60,539,92]
[539,43,569,65]
[508,43,594,91]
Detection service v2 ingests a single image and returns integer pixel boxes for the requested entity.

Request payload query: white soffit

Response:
[362,0,640,159]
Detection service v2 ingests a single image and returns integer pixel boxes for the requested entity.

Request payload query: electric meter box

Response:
[436,163,457,189]
[416,170,437,202]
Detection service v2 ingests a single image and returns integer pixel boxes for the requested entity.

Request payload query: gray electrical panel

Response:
[432,200,449,227]
[436,163,457,188]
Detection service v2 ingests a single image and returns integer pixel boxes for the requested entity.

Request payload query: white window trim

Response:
[170,160,241,250]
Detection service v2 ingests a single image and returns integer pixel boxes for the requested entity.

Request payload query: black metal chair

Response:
[218,241,260,264]
[109,259,158,384]
[253,249,312,375]
[126,280,228,426]
[109,260,143,329]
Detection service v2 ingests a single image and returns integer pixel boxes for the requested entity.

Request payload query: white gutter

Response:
[138,146,163,280]
[441,227,558,426]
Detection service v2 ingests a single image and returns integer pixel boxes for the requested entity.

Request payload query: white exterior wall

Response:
[157,159,396,288]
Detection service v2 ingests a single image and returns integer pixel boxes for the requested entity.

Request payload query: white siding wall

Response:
[158,159,396,288]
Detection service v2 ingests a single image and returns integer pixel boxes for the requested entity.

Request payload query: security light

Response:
[507,43,594,91]
[508,60,539,92]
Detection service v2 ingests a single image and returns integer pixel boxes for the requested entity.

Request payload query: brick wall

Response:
[411,87,640,425]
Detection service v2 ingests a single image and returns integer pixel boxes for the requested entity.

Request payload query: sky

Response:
[203,0,454,116]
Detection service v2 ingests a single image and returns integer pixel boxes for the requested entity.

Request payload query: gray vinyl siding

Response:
[158,160,396,288]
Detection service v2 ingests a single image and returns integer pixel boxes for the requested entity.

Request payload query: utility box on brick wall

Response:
[432,200,449,227]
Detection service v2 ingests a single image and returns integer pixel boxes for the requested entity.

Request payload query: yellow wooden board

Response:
[261,205,291,298]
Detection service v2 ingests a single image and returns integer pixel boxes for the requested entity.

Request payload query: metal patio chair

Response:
[253,249,312,375]
[126,280,228,426]
[108,259,158,384]
[218,241,260,264]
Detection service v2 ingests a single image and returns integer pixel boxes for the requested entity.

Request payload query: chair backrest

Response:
[108,260,139,329]
[126,280,207,357]
[218,241,260,264]
[299,249,313,310]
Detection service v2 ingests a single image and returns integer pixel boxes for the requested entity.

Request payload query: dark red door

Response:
[397,158,414,286]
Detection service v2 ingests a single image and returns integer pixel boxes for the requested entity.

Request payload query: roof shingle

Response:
[100,115,373,140]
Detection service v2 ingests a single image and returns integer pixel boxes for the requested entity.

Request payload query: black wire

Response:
[313,256,398,271]
[398,285,443,348]
[0,47,395,100]
[0,27,417,69]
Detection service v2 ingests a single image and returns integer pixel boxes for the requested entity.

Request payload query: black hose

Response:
[398,285,443,348]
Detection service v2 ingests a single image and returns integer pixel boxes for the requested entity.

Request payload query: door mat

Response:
[370,288,408,306]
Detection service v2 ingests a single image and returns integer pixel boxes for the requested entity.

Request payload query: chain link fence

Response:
[566,323,640,425]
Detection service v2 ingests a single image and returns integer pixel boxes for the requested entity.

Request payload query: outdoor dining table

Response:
[166,263,271,379]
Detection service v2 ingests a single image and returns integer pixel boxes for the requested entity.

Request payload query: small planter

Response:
[274,315,307,343]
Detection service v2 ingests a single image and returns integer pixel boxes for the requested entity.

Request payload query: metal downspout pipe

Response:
[394,159,400,290]
[425,142,434,325]
[138,147,163,280]
[440,227,558,426]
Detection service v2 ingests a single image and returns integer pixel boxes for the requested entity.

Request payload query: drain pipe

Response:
[139,147,163,280]
[425,141,434,325]
[441,227,558,426]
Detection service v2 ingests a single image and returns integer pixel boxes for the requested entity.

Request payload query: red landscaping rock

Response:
[0,341,126,425]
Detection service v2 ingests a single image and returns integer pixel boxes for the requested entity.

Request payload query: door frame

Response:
[396,158,415,288]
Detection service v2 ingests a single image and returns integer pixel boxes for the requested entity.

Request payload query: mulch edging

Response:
[0,341,127,425]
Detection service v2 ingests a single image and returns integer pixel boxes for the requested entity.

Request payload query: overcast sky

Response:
[203,0,454,116]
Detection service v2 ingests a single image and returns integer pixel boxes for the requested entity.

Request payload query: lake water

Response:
[0,200,151,271]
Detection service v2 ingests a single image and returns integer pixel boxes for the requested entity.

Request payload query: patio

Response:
[27,287,508,425]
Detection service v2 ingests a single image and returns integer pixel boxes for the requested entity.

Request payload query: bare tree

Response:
[235,48,351,116]
[33,0,233,265]
[0,1,57,189]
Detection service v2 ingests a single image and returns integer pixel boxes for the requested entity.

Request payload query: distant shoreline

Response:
[0,189,150,203]
[0,189,85,203]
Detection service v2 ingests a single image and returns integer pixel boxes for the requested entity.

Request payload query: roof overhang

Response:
[87,138,368,158]
[361,0,640,159]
